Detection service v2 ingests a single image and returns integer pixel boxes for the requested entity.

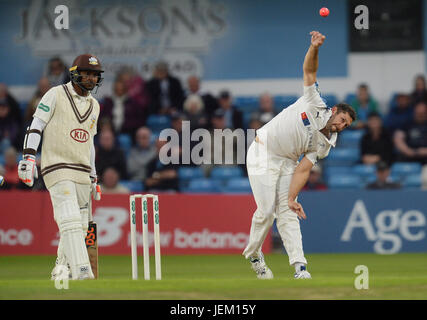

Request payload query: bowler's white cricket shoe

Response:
[250,252,274,280]
[294,265,312,279]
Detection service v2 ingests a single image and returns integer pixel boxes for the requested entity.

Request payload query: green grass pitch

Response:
[0,253,426,300]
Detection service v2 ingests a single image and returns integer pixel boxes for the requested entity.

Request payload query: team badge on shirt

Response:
[301,112,310,126]
[89,114,96,130]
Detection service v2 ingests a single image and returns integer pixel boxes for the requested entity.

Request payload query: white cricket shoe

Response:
[51,264,71,281]
[250,253,274,280]
[294,265,312,279]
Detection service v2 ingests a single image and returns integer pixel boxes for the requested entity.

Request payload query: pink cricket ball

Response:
[320,7,330,17]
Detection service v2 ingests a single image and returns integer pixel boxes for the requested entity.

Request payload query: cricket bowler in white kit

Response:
[243,31,356,279]
[18,54,103,280]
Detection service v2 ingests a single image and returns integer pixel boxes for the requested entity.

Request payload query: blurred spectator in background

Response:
[146,61,185,115]
[169,111,187,152]
[361,112,394,166]
[100,69,148,139]
[384,93,413,133]
[45,56,70,86]
[246,118,264,145]
[95,129,128,180]
[145,139,179,192]
[366,161,401,190]
[210,109,228,161]
[170,111,186,141]
[186,75,219,118]
[393,101,427,164]
[128,75,149,109]
[100,167,130,194]
[0,147,25,190]
[24,77,51,124]
[248,118,263,131]
[119,67,149,105]
[410,74,427,106]
[201,109,242,176]
[97,117,114,134]
[351,83,380,129]
[0,83,22,126]
[0,99,20,153]
[251,92,277,125]
[127,127,157,182]
[183,94,208,130]
[217,90,243,129]
[302,164,327,191]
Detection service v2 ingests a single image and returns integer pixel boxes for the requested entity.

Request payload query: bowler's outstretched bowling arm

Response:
[303,31,325,86]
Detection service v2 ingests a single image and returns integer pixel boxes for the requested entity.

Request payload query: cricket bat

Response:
[86,221,98,279]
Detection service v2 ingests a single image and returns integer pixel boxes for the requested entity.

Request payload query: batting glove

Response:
[90,175,101,201]
[18,155,38,187]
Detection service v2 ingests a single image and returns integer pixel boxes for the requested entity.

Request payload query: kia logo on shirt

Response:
[70,128,89,143]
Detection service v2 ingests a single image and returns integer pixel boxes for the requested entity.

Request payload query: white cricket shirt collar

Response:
[319,130,337,147]
[66,81,92,99]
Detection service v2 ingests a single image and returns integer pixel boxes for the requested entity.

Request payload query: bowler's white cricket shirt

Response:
[257,83,337,167]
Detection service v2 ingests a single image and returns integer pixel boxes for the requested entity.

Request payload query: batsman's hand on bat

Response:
[288,199,307,220]
[18,155,38,187]
[90,175,101,201]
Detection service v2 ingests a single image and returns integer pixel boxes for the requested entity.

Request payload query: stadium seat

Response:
[391,162,422,179]
[182,178,221,193]
[390,174,404,184]
[321,94,338,108]
[120,180,144,192]
[178,166,205,190]
[178,167,205,180]
[221,177,252,193]
[324,166,353,179]
[352,164,376,180]
[150,131,160,144]
[338,130,364,148]
[365,173,402,185]
[234,96,259,113]
[328,174,363,189]
[117,134,132,153]
[242,112,254,129]
[364,175,377,185]
[151,130,163,141]
[210,166,243,180]
[344,93,356,104]
[146,115,171,132]
[324,148,360,166]
[402,174,421,189]
[273,95,298,112]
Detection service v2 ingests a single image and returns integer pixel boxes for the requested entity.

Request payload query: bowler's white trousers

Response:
[242,138,308,266]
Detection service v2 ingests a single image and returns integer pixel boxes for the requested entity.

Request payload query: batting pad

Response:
[56,199,93,280]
